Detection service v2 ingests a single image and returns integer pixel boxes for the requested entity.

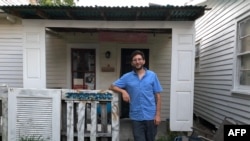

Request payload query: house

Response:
[193,0,250,128]
[0,4,207,134]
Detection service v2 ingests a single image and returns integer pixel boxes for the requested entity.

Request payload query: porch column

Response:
[23,26,46,88]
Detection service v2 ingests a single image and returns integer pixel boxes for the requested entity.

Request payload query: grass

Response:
[19,135,45,141]
[156,131,187,141]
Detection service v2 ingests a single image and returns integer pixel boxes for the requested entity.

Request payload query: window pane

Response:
[241,54,250,69]
[240,36,250,52]
[240,18,250,37]
[195,43,200,57]
[240,54,250,86]
[240,70,250,85]
[195,58,199,72]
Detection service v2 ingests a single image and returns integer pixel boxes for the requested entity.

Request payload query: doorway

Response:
[120,48,149,118]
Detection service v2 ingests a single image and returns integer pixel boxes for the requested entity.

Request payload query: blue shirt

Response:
[113,69,163,120]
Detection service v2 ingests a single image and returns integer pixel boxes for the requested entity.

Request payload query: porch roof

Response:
[0,5,207,21]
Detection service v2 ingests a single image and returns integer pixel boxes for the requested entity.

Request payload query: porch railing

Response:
[0,86,119,141]
[62,90,119,141]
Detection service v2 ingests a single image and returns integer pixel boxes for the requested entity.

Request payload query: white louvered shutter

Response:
[8,88,61,141]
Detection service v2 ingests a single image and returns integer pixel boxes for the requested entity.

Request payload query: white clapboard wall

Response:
[8,88,61,141]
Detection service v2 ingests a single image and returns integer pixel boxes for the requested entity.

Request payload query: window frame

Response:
[232,14,250,95]
[195,42,201,73]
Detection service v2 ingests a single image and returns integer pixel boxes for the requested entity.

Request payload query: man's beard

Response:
[133,65,143,71]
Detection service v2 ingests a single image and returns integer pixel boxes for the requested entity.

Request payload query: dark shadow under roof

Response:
[0,5,207,21]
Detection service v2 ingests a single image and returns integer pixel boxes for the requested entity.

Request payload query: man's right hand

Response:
[109,85,130,103]
[121,91,130,103]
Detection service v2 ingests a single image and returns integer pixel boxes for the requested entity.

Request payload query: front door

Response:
[120,48,149,118]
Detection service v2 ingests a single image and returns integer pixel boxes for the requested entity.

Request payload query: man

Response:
[109,50,163,141]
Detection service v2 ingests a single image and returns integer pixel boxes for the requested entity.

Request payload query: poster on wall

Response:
[73,78,87,89]
[84,73,95,90]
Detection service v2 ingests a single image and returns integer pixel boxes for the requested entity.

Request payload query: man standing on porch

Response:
[110,50,163,141]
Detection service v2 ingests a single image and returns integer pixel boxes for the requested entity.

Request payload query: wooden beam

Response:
[36,9,48,19]
[165,10,171,20]
[65,11,75,20]
[100,11,107,20]
[135,11,141,20]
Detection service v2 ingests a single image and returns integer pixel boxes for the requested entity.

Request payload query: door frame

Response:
[67,43,99,89]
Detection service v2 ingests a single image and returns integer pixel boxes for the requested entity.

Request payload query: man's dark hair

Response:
[130,50,145,61]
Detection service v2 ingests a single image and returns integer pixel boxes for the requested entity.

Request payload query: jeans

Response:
[132,120,157,141]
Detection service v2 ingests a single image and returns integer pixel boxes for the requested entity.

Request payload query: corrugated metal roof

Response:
[0,5,207,21]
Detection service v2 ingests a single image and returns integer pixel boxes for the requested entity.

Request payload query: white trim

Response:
[22,20,194,29]
[231,89,250,95]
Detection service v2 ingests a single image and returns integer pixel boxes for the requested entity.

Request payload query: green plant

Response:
[19,135,45,141]
[156,131,186,141]
[156,135,168,141]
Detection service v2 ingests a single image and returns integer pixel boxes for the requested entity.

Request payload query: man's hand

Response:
[154,114,161,125]
[109,84,130,103]
[154,93,161,125]
[121,91,130,103]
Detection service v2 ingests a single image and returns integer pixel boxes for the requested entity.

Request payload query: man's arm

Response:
[154,93,161,125]
[109,84,130,103]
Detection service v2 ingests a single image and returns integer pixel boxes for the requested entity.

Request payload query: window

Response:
[234,16,250,92]
[71,49,96,90]
[195,43,200,72]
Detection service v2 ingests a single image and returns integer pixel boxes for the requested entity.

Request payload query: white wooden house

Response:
[0,4,206,138]
[193,0,250,128]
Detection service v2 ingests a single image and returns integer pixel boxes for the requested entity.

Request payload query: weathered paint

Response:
[62,89,119,141]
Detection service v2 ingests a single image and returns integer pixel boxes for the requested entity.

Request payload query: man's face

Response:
[131,54,145,70]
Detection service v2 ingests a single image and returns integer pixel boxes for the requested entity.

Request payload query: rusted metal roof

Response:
[0,5,207,21]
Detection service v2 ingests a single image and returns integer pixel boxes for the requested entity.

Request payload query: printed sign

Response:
[224,125,250,141]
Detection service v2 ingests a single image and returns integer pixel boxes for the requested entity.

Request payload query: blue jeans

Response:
[132,120,157,141]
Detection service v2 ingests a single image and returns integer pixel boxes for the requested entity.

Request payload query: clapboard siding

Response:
[150,35,172,120]
[195,80,232,85]
[194,0,250,128]
[196,0,246,39]
[201,59,233,68]
[46,33,67,88]
[0,26,23,88]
